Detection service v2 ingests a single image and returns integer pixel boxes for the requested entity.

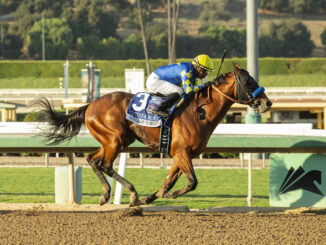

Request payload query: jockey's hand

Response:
[204,81,214,88]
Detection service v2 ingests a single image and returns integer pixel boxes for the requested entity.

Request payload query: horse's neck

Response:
[201,83,235,131]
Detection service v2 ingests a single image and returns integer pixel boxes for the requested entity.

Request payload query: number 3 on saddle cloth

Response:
[126,92,176,154]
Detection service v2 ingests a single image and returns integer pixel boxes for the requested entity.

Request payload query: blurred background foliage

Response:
[0,0,326,60]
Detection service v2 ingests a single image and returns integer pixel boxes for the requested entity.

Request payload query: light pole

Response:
[42,12,45,61]
[0,24,3,59]
[246,0,261,123]
[64,60,69,98]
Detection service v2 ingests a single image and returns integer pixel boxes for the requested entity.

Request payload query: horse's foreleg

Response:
[87,148,112,205]
[163,154,198,199]
[140,164,182,205]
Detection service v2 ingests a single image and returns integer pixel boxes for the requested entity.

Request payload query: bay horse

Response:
[36,63,272,206]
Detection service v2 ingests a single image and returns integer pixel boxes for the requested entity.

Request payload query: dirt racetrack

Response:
[1,205,326,244]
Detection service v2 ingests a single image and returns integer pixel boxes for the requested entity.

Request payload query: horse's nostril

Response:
[266,101,273,107]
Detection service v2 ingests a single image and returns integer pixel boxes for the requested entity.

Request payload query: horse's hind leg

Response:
[100,146,141,207]
[87,148,112,205]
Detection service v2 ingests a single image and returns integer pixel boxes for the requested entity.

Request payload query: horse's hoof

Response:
[99,193,110,206]
[129,199,142,207]
[129,192,141,206]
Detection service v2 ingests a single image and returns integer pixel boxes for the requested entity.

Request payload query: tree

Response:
[142,0,165,9]
[0,24,21,59]
[259,20,315,57]
[127,8,153,29]
[175,34,213,58]
[0,0,21,15]
[167,0,181,64]
[26,18,73,59]
[321,27,326,50]
[200,0,231,21]
[150,32,168,59]
[136,0,151,75]
[88,0,118,38]
[259,35,284,57]
[258,0,289,12]
[76,35,102,59]
[0,24,23,59]
[63,0,118,41]
[101,37,122,60]
[292,0,319,14]
[107,0,131,9]
[122,34,144,59]
[206,26,246,57]
[10,0,73,39]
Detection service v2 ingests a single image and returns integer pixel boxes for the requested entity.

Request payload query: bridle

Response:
[194,69,265,114]
[211,71,265,109]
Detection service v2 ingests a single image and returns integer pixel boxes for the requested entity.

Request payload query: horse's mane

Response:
[215,72,231,85]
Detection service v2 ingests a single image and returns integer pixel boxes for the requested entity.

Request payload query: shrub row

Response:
[0,58,326,78]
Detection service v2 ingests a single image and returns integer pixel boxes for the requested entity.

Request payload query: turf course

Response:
[0,167,269,208]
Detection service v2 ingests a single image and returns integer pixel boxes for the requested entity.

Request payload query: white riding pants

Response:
[146,72,184,96]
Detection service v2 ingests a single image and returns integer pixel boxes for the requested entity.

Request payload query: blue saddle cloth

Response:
[127,92,176,154]
[126,92,164,127]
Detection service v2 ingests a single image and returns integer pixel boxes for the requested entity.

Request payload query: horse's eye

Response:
[246,79,254,87]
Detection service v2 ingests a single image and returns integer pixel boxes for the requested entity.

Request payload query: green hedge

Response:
[0,58,326,78]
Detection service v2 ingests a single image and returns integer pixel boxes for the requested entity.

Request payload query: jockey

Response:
[146,54,214,117]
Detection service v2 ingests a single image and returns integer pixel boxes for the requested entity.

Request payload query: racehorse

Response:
[36,63,272,206]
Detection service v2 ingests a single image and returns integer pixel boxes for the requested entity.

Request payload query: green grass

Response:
[0,167,269,208]
[0,76,125,89]
[259,73,326,87]
[0,73,325,88]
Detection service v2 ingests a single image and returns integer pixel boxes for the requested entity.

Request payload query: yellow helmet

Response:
[192,54,214,71]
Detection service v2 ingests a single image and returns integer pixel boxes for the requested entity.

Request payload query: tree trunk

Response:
[171,0,180,63]
[136,0,151,76]
[167,0,172,64]
[168,0,180,64]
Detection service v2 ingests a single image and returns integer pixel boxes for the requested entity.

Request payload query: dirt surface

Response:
[1,206,326,244]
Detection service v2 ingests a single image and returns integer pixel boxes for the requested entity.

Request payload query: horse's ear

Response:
[233,63,241,74]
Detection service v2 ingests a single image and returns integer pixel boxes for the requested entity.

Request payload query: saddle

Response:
[126,92,176,154]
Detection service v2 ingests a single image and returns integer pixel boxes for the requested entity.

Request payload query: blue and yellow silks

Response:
[153,62,204,94]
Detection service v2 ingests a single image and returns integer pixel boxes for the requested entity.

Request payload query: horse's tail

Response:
[34,97,89,145]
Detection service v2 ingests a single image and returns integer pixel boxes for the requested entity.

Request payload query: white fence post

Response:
[113,153,127,204]
[247,153,253,207]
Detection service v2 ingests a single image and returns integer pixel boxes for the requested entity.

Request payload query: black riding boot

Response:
[151,92,180,117]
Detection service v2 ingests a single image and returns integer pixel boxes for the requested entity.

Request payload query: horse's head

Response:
[213,63,272,113]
